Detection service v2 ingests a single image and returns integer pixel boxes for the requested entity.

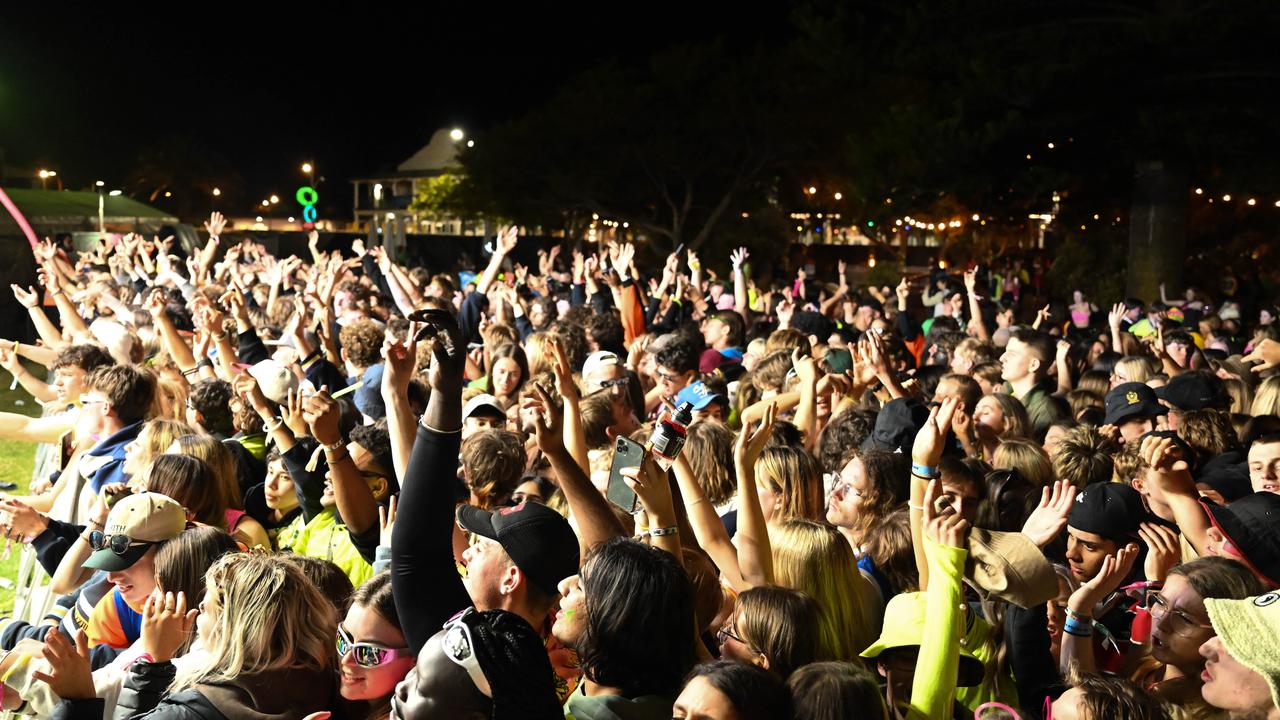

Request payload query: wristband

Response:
[1064,608,1092,623]
[132,652,156,667]
[299,349,320,366]
[1062,617,1094,637]
[649,526,678,537]
[911,463,937,477]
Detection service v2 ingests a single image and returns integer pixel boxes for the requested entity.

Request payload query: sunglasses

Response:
[597,377,629,390]
[336,625,413,668]
[441,609,491,696]
[88,531,153,555]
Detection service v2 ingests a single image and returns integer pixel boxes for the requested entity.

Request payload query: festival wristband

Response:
[911,463,937,477]
[649,526,678,538]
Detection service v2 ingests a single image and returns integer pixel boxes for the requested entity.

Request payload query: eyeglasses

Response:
[336,625,412,668]
[597,377,629,390]
[441,609,491,696]
[87,531,153,555]
[1147,592,1214,637]
[79,395,107,407]
[716,624,749,648]
[656,369,683,383]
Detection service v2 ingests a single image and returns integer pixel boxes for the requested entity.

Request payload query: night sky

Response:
[0,5,790,211]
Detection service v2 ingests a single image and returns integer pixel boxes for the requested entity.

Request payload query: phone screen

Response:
[606,436,645,513]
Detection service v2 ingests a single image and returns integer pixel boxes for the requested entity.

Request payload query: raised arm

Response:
[11,284,66,350]
[380,328,418,480]
[0,346,56,404]
[672,452,746,589]
[792,349,819,447]
[528,383,625,555]
[475,225,518,297]
[1140,434,1211,554]
[964,267,989,341]
[909,396,959,592]
[730,247,749,315]
[734,405,777,587]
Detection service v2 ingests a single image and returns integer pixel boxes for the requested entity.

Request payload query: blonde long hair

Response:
[173,553,336,691]
[770,519,875,661]
[757,447,825,523]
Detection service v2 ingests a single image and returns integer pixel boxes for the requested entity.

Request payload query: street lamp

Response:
[450,128,465,141]
[269,195,280,204]
[301,162,313,174]
[212,188,222,197]
[37,169,57,190]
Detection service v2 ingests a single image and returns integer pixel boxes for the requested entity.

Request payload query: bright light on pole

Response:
[95,180,105,188]
[212,188,221,197]
[270,195,280,204]
[450,128,465,141]
[301,163,313,174]
[108,190,122,196]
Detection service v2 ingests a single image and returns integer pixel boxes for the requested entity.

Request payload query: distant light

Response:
[868,257,876,268]
[466,140,475,148]
[938,260,948,269]
[833,192,843,200]
[1092,214,1100,220]
[971,214,980,221]
[164,191,172,198]
[1194,188,1204,195]
[622,222,629,228]
[807,186,817,195]
[867,220,875,228]
[108,190,122,197]
[269,195,280,204]
[261,200,270,207]
[47,171,56,177]
[1026,154,1032,160]
[741,212,750,218]
[895,219,902,226]
[1047,142,1055,149]
[38,170,50,179]
[287,217,295,222]
[592,213,599,220]
[212,187,222,196]
[301,162,313,174]
[927,223,935,230]
[255,216,264,222]
[450,128,465,141]
[1247,198,1257,206]
[95,180,105,188]
[1222,194,1232,201]
[386,212,395,220]
[795,225,803,232]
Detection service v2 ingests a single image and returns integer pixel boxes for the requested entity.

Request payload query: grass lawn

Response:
[0,364,42,614]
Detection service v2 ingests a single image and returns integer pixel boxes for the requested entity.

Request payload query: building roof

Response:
[0,188,178,224]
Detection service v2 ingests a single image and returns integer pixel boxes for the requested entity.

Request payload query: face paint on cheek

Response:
[563,609,576,620]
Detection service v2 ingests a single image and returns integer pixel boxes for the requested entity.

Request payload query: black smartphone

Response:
[606,436,645,513]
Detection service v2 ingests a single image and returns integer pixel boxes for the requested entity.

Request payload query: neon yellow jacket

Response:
[906,536,968,720]
[281,508,374,587]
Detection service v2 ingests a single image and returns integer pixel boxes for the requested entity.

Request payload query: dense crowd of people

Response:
[0,214,1277,720]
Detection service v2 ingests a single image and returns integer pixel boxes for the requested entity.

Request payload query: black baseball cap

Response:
[861,398,930,455]
[1201,493,1280,587]
[457,502,580,596]
[1103,382,1167,426]
[1068,482,1147,544]
[1156,372,1225,412]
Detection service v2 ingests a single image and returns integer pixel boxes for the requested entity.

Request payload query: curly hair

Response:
[1052,424,1117,487]
[339,318,385,371]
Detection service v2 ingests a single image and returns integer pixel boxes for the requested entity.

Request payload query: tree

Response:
[455,42,819,256]
[127,135,245,222]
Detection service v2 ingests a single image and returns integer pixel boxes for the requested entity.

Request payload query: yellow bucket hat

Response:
[859,591,987,686]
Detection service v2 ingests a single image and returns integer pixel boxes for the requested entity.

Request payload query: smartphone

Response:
[606,436,645,513]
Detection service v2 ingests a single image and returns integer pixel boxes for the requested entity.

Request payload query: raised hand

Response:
[34,238,58,263]
[775,297,794,327]
[352,238,367,257]
[10,284,39,309]
[1242,338,1280,373]
[302,388,343,447]
[204,211,227,239]
[381,325,417,395]
[572,250,585,282]
[1108,302,1126,330]
[964,266,980,295]
[1020,480,1077,547]
[735,402,776,469]
[526,383,565,455]
[282,388,309,438]
[31,627,96,700]
[792,348,818,386]
[896,278,910,305]
[686,249,700,274]
[1139,522,1180,583]
[922,477,970,549]
[1068,544,1139,616]
[144,288,169,317]
[913,396,958,467]
[378,493,398,549]
[547,337,579,404]
[620,452,675,522]
[730,247,749,270]
[141,590,198,662]
[495,225,519,256]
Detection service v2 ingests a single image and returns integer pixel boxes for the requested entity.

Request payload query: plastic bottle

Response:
[649,402,693,470]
